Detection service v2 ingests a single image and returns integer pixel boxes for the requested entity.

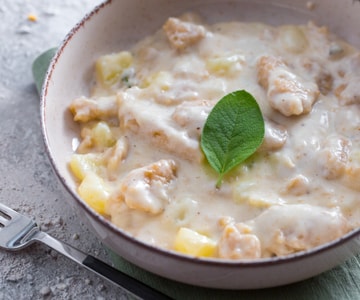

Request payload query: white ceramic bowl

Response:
[41,0,360,289]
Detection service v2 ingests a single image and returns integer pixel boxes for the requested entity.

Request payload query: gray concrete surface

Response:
[0,1,130,299]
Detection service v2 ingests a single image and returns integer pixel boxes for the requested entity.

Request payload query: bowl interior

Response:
[42,0,360,195]
[41,0,360,289]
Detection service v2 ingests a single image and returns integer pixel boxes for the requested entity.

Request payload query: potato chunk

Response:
[78,172,111,215]
[206,54,245,76]
[278,25,308,53]
[174,227,216,257]
[76,121,116,153]
[95,51,133,87]
[69,153,103,181]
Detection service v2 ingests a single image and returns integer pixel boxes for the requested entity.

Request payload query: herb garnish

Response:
[200,90,265,188]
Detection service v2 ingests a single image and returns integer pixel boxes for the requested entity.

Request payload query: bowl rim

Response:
[40,0,360,269]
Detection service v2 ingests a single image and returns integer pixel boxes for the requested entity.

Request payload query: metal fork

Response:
[0,202,171,300]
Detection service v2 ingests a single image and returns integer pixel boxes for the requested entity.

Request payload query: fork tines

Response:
[0,203,13,227]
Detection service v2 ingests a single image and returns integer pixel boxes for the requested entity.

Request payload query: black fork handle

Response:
[83,255,172,300]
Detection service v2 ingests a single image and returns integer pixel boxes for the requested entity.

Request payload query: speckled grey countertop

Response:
[0,1,129,299]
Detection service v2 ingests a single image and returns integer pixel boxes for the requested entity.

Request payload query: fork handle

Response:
[82,255,172,300]
[34,231,171,300]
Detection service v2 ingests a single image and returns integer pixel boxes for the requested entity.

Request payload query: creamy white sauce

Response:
[69,13,360,259]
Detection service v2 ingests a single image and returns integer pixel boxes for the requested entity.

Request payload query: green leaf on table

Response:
[200,90,265,188]
[32,47,57,95]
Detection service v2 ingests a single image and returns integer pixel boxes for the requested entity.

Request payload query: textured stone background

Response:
[0,1,129,299]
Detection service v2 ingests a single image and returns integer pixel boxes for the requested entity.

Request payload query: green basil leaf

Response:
[200,90,265,188]
[32,47,57,95]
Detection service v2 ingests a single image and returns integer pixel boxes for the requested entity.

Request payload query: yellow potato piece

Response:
[174,227,216,257]
[278,26,308,53]
[69,153,101,181]
[206,54,244,76]
[92,121,116,148]
[96,51,133,87]
[78,172,110,215]
[141,71,173,90]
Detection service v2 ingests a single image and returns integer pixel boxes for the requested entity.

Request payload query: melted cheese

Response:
[69,13,360,259]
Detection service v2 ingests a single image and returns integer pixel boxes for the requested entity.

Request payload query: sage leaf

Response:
[201,90,265,188]
[32,47,57,95]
